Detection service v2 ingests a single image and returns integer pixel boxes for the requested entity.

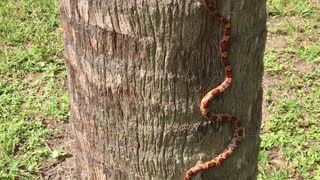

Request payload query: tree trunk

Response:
[61,0,266,179]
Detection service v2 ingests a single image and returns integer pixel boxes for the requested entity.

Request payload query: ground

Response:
[0,0,319,179]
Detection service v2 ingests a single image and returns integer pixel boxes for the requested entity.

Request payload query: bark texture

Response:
[61,0,266,179]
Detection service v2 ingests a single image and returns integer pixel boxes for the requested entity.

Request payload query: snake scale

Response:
[184,0,243,179]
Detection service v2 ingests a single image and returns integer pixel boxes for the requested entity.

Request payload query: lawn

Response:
[0,0,69,178]
[0,0,319,179]
[259,0,320,179]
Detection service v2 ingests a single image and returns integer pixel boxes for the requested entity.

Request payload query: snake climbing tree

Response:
[61,0,267,179]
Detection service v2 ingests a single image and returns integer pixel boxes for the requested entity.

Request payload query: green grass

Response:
[297,45,320,63]
[1,0,320,179]
[0,0,68,179]
[267,0,315,17]
[259,0,320,179]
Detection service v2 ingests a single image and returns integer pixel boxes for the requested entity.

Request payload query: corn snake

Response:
[184,0,243,179]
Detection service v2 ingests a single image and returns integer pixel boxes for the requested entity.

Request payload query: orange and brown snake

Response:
[184,0,243,179]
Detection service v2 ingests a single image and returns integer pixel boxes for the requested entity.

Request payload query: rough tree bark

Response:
[61,0,266,179]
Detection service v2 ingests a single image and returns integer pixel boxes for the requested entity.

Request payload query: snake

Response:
[184,0,244,179]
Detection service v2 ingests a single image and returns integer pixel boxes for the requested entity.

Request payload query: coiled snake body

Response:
[184,0,243,179]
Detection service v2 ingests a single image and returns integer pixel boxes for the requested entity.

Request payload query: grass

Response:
[0,0,68,179]
[259,0,320,179]
[0,0,319,179]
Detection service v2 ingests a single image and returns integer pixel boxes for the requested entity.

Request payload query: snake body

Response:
[184,1,243,179]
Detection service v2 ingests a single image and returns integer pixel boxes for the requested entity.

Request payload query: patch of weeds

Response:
[264,54,285,74]
[267,0,314,17]
[296,45,320,63]
[0,83,50,178]
[260,94,320,178]
[261,58,320,178]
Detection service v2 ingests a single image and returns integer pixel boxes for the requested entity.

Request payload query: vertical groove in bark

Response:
[61,0,266,179]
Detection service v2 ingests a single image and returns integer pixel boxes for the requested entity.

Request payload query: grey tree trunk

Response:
[61,0,266,179]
